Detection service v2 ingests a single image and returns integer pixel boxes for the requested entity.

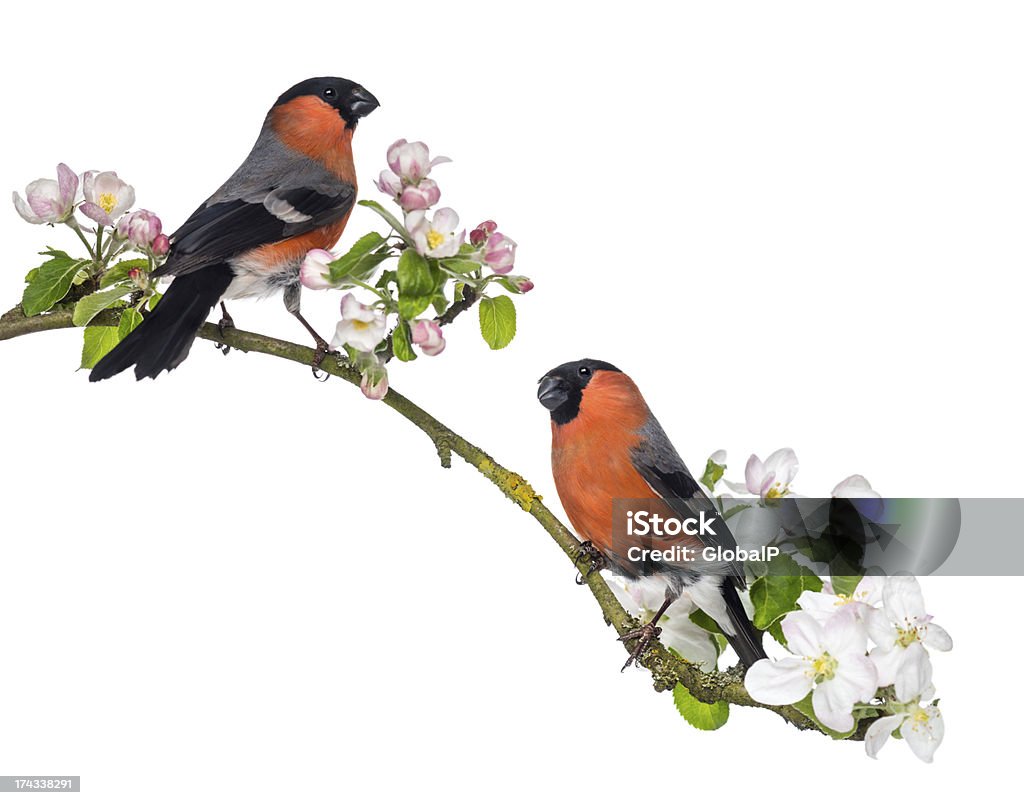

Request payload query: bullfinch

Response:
[538,359,767,671]
[90,76,379,381]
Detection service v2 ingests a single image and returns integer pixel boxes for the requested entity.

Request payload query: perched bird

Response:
[537,359,767,670]
[90,76,379,381]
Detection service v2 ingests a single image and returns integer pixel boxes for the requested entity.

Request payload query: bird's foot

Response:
[574,541,606,584]
[617,621,663,671]
[215,304,235,355]
[310,337,332,381]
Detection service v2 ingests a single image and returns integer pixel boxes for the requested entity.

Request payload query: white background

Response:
[1,1,1020,802]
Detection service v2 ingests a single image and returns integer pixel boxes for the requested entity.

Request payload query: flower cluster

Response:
[13,163,167,258]
[13,164,170,368]
[745,574,950,762]
[299,139,531,399]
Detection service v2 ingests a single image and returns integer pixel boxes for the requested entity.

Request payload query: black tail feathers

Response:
[89,265,233,382]
[721,578,768,669]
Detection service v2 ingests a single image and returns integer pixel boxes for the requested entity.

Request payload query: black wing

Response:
[154,184,354,277]
[630,418,747,584]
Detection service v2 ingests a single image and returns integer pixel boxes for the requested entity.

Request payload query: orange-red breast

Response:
[91,77,379,381]
[538,359,766,670]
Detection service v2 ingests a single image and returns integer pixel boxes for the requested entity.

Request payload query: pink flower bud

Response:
[375,169,404,198]
[476,220,497,235]
[386,139,451,184]
[482,231,517,274]
[469,228,487,246]
[359,362,389,400]
[398,178,440,211]
[410,319,446,357]
[299,249,336,290]
[117,209,163,248]
[128,267,149,290]
[509,276,534,293]
[152,233,170,256]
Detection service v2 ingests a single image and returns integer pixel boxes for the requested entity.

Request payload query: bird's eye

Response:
[578,366,591,377]
[323,87,337,98]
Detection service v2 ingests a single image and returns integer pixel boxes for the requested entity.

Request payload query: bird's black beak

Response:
[537,375,570,411]
[348,86,380,118]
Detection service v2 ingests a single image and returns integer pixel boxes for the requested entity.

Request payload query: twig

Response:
[0,304,869,741]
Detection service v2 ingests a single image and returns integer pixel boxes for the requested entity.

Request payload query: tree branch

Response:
[0,304,868,741]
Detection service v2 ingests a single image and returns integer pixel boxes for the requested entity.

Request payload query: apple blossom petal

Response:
[780,610,826,657]
[864,714,904,759]
[883,575,927,624]
[893,641,933,702]
[26,178,60,218]
[428,155,452,169]
[745,657,814,705]
[744,454,766,495]
[865,607,897,648]
[822,608,868,658]
[869,645,904,687]
[729,505,784,551]
[79,201,113,226]
[56,163,78,206]
[852,576,884,606]
[902,705,943,763]
[660,617,719,672]
[921,621,953,651]
[796,590,845,623]
[811,682,855,733]
[431,207,460,233]
[834,654,878,704]
[13,192,44,224]
[831,474,877,498]
[764,448,799,487]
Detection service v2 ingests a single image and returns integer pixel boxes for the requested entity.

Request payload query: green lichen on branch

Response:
[0,304,870,742]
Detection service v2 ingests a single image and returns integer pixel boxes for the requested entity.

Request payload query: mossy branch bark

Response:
[0,304,869,742]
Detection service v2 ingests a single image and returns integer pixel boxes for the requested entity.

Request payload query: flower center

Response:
[765,483,788,500]
[98,192,117,214]
[426,229,445,250]
[351,320,370,331]
[896,624,920,648]
[810,652,838,682]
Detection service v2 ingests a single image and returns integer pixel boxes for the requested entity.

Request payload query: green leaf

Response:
[357,200,413,245]
[80,326,121,370]
[689,609,724,635]
[478,296,516,350]
[22,251,91,316]
[700,457,726,491]
[749,553,824,630]
[118,308,144,340]
[100,258,148,289]
[328,232,390,285]
[440,258,481,274]
[396,249,434,319]
[672,684,730,731]
[391,320,417,362]
[767,618,788,647]
[431,291,449,316]
[831,575,863,598]
[791,693,858,739]
[147,292,162,311]
[72,286,130,326]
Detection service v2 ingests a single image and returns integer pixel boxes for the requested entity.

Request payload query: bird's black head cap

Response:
[537,358,622,425]
[275,77,380,128]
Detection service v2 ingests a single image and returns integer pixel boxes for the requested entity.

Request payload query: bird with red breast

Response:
[538,359,767,671]
[90,76,379,381]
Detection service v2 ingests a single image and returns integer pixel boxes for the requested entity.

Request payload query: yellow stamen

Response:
[810,652,838,682]
[351,320,369,331]
[98,192,117,214]
[426,229,445,251]
[896,625,919,648]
